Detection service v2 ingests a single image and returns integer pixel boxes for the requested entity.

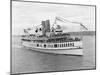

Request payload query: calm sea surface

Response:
[11,35,95,74]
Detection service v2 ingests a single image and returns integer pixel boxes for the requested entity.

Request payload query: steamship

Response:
[21,17,86,55]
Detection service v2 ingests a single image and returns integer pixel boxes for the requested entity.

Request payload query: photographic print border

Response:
[10,0,96,74]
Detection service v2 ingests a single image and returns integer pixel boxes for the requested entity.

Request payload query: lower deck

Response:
[21,41,82,50]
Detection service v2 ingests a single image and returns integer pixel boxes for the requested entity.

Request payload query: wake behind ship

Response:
[21,16,88,55]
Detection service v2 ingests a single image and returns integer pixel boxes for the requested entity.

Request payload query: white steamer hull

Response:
[21,41,83,56]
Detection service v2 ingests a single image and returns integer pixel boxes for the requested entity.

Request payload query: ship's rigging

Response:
[53,16,88,30]
[23,16,88,35]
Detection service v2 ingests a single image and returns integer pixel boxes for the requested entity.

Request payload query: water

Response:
[11,35,95,74]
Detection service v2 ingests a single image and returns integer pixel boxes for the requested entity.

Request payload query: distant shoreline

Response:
[12,31,96,37]
[67,31,96,35]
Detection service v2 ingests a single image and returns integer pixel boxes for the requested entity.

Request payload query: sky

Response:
[12,1,95,35]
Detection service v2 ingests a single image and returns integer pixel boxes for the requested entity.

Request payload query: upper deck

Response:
[21,33,81,43]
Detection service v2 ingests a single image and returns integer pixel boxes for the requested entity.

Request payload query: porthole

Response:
[37,44,39,47]
[44,44,46,47]
[54,44,57,47]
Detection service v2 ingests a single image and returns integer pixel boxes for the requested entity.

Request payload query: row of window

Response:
[36,43,74,48]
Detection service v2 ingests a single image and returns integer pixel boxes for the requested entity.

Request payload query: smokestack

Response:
[45,20,50,32]
[41,20,50,36]
[42,21,46,36]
